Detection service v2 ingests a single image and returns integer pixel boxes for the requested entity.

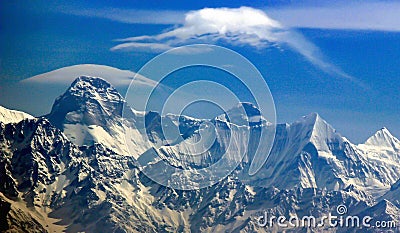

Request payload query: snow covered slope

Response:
[45,76,196,158]
[358,127,400,157]
[380,179,400,208]
[0,118,194,232]
[0,105,34,124]
[364,127,400,148]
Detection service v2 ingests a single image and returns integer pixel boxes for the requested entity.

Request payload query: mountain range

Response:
[1,76,399,232]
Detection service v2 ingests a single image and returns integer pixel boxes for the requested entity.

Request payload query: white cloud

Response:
[62,6,366,81]
[111,7,284,51]
[22,64,158,88]
[64,2,400,31]
[64,8,184,25]
[267,2,400,32]
[111,7,357,81]
[110,42,174,53]
[14,64,163,116]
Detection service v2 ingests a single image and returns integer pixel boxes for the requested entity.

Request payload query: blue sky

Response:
[1,0,399,143]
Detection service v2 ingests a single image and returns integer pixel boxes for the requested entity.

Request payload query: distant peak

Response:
[296,112,325,127]
[301,112,320,122]
[364,127,400,148]
[379,127,391,135]
[370,127,394,139]
[292,113,342,150]
[372,127,389,135]
[232,102,261,117]
[215,102,267,126]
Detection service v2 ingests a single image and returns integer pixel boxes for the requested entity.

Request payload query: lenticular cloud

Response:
[111,7,284,51]
[111,6,356,82]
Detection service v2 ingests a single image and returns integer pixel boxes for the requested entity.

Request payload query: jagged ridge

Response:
[1,75,400,233]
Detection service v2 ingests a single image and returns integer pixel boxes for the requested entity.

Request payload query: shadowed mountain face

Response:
[1,77,399,232]
[46,76,127,128]
[44,76,143,156]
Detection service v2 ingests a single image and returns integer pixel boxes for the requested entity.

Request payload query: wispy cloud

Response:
[267,2,400,32]
[110,42,174,53]
[63,2,400,31]
[64,4,396,81]
[64,8,184,25]
[22,64,158,88]
[112,7,284,50]
[109,7,357,81]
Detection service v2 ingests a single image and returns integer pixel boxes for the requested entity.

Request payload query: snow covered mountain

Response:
[0,105,34,124]
[45,76,200,158]
[1,64,160,118]
[0,117,187,232]
[45,76,151,157]
[363,127,400,150]
[1,76,399,232]
[150,108,400,197]
[245,113,400,197]
[358,127,400,163]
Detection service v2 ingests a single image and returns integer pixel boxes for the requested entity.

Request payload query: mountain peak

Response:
[215,102,267,126]
[364,127,400,149]
[292,112,342,152]
[233,102,261,116]
[47,76,127,129]
[71,75,111,87]
[300,112,320,124]
[69,76,124,102]
[294,112,327,131]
